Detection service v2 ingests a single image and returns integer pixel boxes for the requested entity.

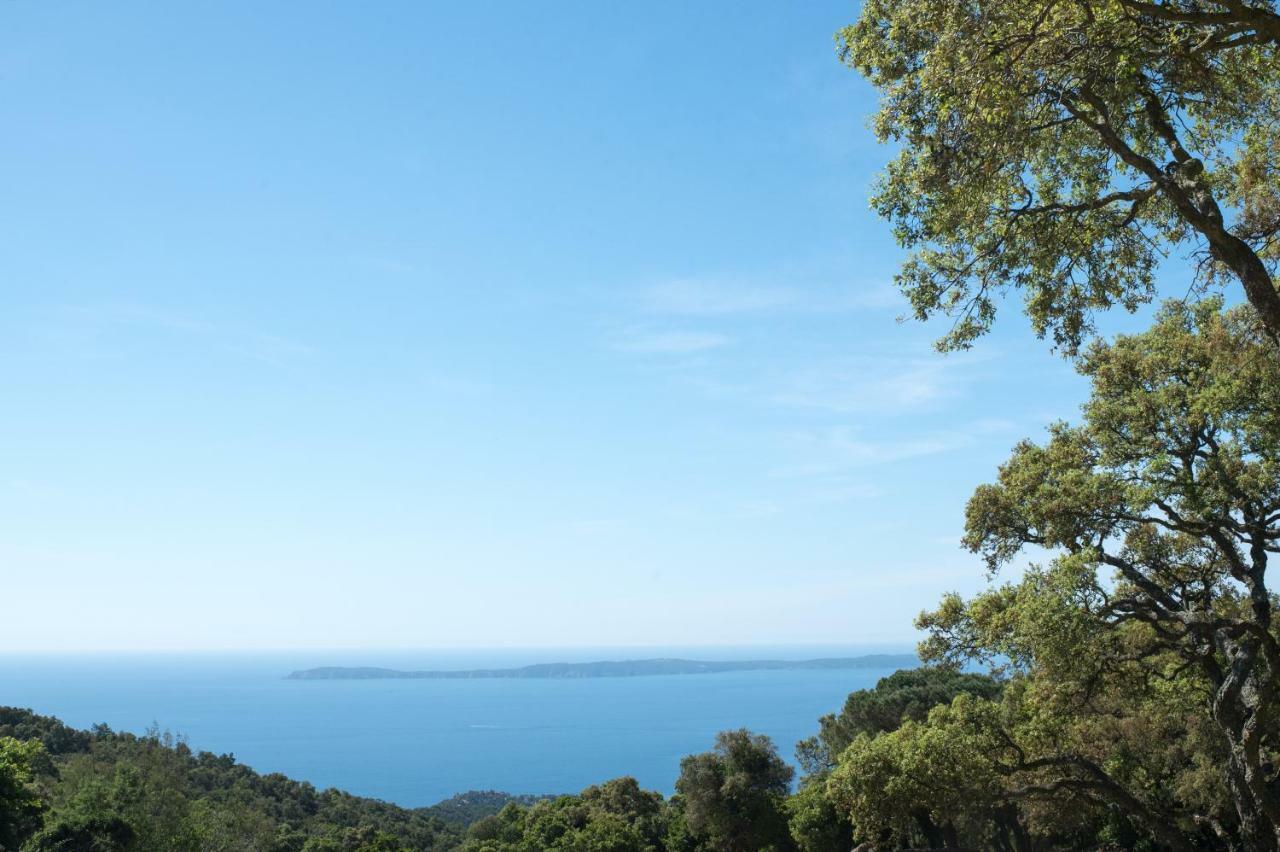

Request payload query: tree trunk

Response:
[996,806,1032,852]
[1213,234,1280,351]
[912,811,945,849]
[1208,650,1280,851]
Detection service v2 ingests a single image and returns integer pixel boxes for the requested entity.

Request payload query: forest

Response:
[5,0,1280,848]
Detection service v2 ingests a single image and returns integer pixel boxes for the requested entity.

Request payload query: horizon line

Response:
[0,640,920,656]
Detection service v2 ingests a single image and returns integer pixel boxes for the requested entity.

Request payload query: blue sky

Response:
[1,2,1143,651]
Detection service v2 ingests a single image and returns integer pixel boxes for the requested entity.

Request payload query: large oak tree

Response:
[844,0,1280,352]
[919,299,1280,848]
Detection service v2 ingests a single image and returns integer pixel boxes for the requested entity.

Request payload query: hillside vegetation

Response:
[0,667,1001,852]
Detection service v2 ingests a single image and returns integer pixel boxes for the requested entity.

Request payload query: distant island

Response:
[286,654,919,680]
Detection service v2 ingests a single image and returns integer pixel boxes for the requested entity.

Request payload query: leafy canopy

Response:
[843,0,1280,352]
[0,736,46,851]
[674,730,794,852]
[918,298,1280,848]
[795,666,1003,777]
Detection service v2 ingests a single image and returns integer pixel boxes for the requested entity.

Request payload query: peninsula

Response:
[286,654,918,680]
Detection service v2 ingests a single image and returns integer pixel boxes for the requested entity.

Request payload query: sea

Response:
[0,645,913,807]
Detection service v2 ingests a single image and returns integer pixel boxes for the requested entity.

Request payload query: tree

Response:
[826,697,1013,851]
[674,730,795,852]
[578,777,668,850]
[461,803,526,851]
[9,713,460,852]
[24,815,137,852]
[920,299,1280,848]
[458,779,667,852]
[796,666,1004,777]
[0,736,46,851]
[825,676,1204,851]
[0,708,91,757]
[842,0,1280,353]
[785,781,852,852]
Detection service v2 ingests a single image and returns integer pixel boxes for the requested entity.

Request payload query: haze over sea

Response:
[0,645,909,806]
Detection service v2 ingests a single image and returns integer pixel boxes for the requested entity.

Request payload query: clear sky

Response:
[0,1,1149,651]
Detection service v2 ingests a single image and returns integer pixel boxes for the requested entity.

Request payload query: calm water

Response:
[0,646,910,807]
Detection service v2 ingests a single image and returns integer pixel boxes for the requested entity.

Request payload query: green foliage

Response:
[3,712,811,852]
[0,709,91,758]
[906,299,1280,849]
[459,778,668,852]
[0,737,47,851]
[795,666,1003,776]
[843,0,1280,351]
[827,696,1006,849]
[0,712,462,852]
[674,730,794,852]
[24,814,137,852]
[424,793,545,829]
[783,782,849,852]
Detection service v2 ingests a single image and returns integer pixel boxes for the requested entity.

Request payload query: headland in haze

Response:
[286,653,919,680]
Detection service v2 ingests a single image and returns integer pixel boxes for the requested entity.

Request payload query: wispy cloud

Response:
[635,274,903,318]
[764,354,979,413]
[773,419,1018,477]
[779,426,968,472]
[673,349,996,416]
[611,329,731,354]
[641,279,796,316]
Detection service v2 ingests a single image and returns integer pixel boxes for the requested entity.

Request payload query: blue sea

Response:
[0,646,911,807]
